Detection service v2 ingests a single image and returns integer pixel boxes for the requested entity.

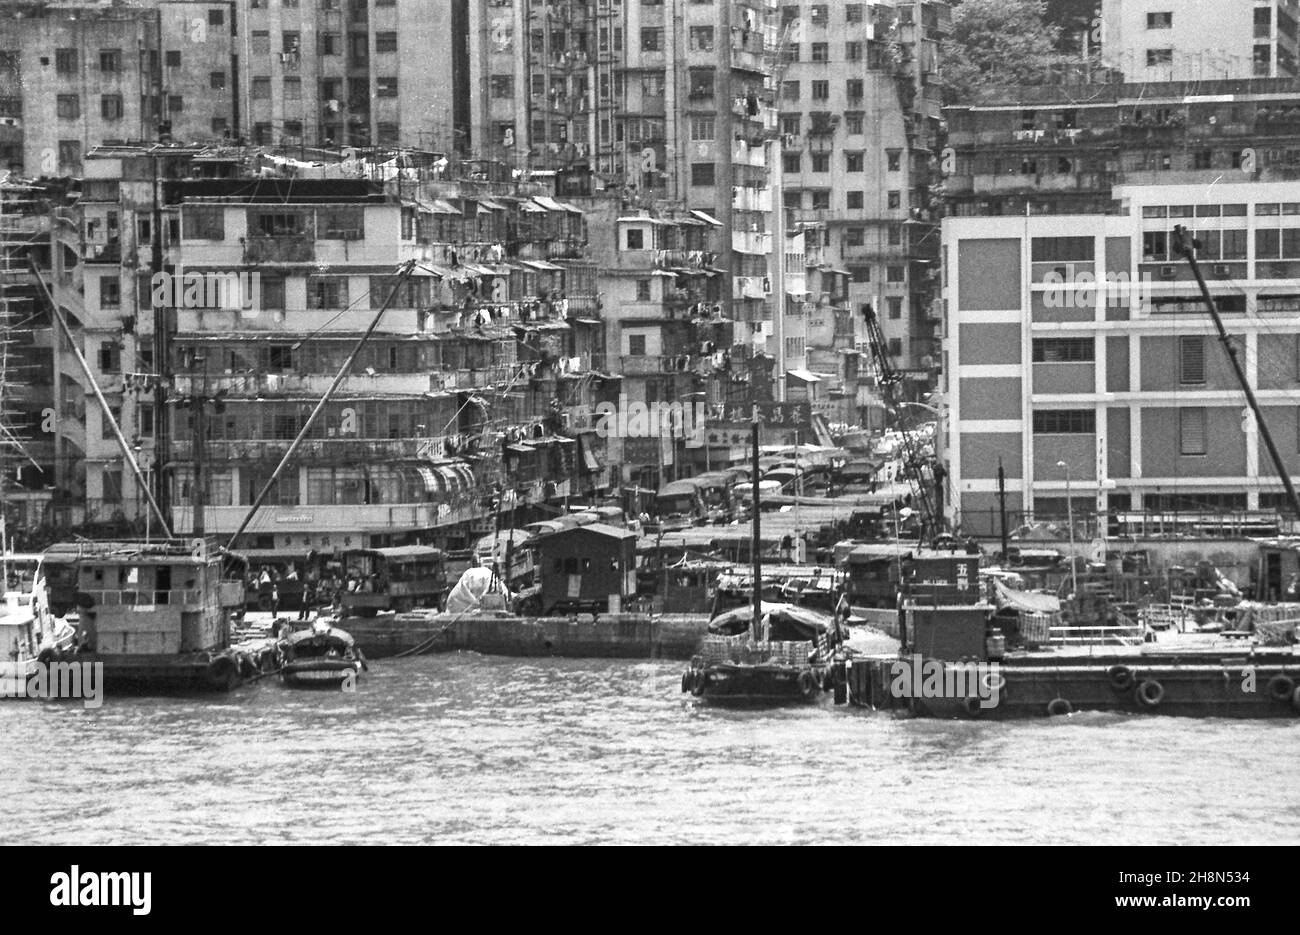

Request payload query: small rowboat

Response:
[280,621,366,689]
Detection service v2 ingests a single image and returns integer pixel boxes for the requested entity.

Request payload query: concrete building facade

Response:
[943,180,1300,536]
[1099,0,1299,82]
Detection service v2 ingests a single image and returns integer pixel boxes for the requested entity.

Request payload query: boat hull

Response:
[847,654,1300,719]
[682,663,832,705]
[280,660,361,689]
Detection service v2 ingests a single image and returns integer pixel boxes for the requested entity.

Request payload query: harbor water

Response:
[2,654,1298,845]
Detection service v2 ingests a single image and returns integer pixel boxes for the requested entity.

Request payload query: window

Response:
[306,276,349,309]
[1180,336,1206,384]
[261,277,285,311]
[641,28,664,51]
[56,95,79,119]
[58,140,80,171]
[690,117,714,141]
[689,26,714,51]
[846,41,862,61]
[887,265,904,283]
[691,162,715,187]
[1032,338,1094,362]
[811,43,828,62]
[165,50,181,68]
[210,71,226,89]
[811,153,829,172]
[845,227,865,247]
[1180,408,1207,455]
[377,77,398,97]
[785,336,806,359]
[100,94,123,120]
[886,190,901,210]
[847,191,863,210]
[321,33,340,55]
[99,279,120,311]
[887,297,903,320]
[811,80,829,100]
[208,8,224,25]
[167,93,183,113]
[55,48,77,75]
[781,153,800,174]
[1031,236,1095,262]
[780,114,800,136]
[1032,410,1095,434]
[846,3,863,23]
[845,152,863,172]
[782,81,800,101]
[888,225,902,246]
[626,228,644,250]
[845,112,864,135]
[283,77,301,100]
[849,267,870,283]
[1146,11,1173,29]
[628,334,647,356]
[1143,230,1168,261]
[1147,48,1173,66]
[99,49,122,73]
[636,280,651,301]
[888,338,903,356]
[811,190,830,210]
[183,206,224,240]
[376,32,398,53]
[282,31,300,53]
[251,77,271,99]
[846,79,864,102]
[887,149,901,171]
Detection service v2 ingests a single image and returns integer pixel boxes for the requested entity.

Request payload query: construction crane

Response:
[861,302,940,540]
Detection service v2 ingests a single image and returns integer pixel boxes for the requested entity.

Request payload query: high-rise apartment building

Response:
[1099,0,1299,81]
[0,1,239,176]
[468,0,781,347]
[776,0,947,386]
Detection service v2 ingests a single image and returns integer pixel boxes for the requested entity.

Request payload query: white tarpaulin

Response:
[444,566,512,614]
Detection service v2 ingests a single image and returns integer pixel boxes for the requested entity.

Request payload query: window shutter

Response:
[1180,336,1205,384]
[1180,407,1207,455]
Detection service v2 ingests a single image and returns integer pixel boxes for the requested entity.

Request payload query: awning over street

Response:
[690,209,722,227]
[786,368,822,383]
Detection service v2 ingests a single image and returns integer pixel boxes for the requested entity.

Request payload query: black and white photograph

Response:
[0,0,1288,876]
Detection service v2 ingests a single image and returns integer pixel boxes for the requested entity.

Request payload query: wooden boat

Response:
[680,419,846,705]
[280,621,365,689]
[0,589,74,688]
[682,601,843,704]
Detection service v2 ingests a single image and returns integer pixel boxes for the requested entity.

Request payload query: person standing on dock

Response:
[299,580,315,621]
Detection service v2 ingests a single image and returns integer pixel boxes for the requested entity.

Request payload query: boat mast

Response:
[225,259,418,551]
[28,259,173,536]
[1173,225,1300,519]
[751,406,762,642]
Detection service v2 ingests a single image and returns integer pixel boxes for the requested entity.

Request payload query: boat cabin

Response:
[535,523,638,614]
[41,538,243,655]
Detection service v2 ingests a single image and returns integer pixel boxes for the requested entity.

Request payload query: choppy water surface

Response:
[2,654,1297,845]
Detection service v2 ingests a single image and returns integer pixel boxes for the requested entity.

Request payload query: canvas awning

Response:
[532,196,568,212]
[520,259,564,272]
[994,580,1061,614]
[690,209,723,227]
[476,198,507,211]
[786,368,822,382]
[428,199,460,214]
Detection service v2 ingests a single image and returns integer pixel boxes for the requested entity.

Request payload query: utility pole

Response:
[750,405,762,643]
[151,152,171,531]
[997,457,1008,561]
[1174,225,1300,519]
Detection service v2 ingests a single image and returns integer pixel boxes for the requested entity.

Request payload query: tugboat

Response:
[681,413,845,704]
[280,619,365,689]
[40,538,257,693]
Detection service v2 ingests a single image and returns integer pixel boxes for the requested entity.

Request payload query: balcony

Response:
[172,370,444,398]
[84,241,121,264]
[618,354,702,376]
[198,436,464,464]
[243,235,315,263]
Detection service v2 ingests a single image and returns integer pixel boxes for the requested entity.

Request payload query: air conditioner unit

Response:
[1159,265,1177,279]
